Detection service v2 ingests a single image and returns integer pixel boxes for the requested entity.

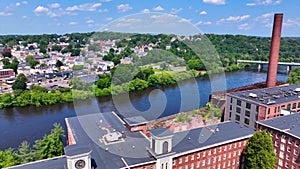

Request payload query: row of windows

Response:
[175,148,244,166]
[175,159,239,169]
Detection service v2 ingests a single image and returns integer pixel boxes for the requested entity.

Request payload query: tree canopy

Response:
[12,73,28,91]
[287,68,300,84]
[244,131,277,169]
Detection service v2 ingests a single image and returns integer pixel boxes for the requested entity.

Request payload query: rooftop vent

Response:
[267,100,276,105]
[249,93,257,98]
[295,88,300,92]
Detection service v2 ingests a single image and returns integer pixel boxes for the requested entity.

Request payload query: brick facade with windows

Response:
[225,84,300,129]
[257,113,300,169]
[172,139,248,169]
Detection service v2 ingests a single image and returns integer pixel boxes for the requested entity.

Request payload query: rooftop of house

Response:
[258,113,300,139]
[227,84,300,106]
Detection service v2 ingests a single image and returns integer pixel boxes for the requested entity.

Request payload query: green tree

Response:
[2,51,12,58]
[34,123,65,160]
[96,74,111,89]
[18,141,35,164]
[12,73,28,91]
[0,148,20,168]
[55,60,64,69]
[51,45,62,52]
[287,68,300,84]
[244,131,277,169]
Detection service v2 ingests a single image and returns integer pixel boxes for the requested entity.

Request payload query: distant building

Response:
[0,69,15,82]
[225,84,300,129]
[257,113,300,169]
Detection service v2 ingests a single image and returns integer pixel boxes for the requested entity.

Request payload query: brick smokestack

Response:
[266,13,283,88]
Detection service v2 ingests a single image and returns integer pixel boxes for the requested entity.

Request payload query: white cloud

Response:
[153,5,164,11]
[255,13,273,27]
[246,0,282,6]
[106,17,113,21]
[116,4,132,12]
[100,0,112,2]
[0,12,13,16]
[170,8,182,15]
[22,1,28,5]
[16,2,21,6]
[246,3,256,6]
[226,15,250,22]
[48,3,60,9]
[238,23,251,30]
[86,19,94,24]
[34,6,49,13]
[283,18,300,27]
[179,18,192,23]
[69,22,78,25]
[195,21,212,26]
[199,11,207,15]
[66,3,101,12]
[98,9,109,13]
[218,15,250,24]
[203,0,226,5]
[141,9,150,13]
[22,15,27,19]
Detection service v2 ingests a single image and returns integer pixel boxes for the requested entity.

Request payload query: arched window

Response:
[163,141,168,154]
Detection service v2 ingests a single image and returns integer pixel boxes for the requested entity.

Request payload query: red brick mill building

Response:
[10,112,254,169]
[257,113,300,169]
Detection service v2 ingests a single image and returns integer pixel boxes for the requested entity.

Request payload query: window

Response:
[223,154,226,160]
[287,104,291,110]
[295,140,299,147]
[203,151,206,157]
[294,149,298,155]
[246,103,251,109]
[208,150,211,156]
[179,158,182,164]
[245,110,250,117]
[230,105,232,111]
[244,118,250,125]
[197,153,200,159]
[224,145,227,151]
[268,108,270,114]
[229,144,232,150]
[275,140,278,147]
[235,115,240,121]
[237,99,241,106]
[236,107,241,114]
[287,146,291,152]
[286,154,290,160]
[202,160,205,166]
[285,162,289,168]
[293,103,296,109]
[298,102,300,108]
[191,154,194,161]
[230,97,233,103]
[196,162,200,168]
[274,107,277,113]
[185,156,188,162]
[256,105,259,112]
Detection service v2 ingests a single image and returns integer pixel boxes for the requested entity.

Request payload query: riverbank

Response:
[0,64,244,109]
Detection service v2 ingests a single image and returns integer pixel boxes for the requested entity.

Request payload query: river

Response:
[0,70,288,150]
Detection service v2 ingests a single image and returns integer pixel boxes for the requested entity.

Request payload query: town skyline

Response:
[0,0,300,37]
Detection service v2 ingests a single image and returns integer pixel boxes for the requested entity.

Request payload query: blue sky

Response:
[0,0,299,36]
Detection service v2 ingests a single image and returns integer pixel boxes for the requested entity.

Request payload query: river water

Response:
[0,70,288,150]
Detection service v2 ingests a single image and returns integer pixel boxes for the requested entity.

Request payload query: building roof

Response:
[124,116,148,126]
[227,84,300,106]
[8,156,66,169]
[65,112,155,169]
[258,113,300,139]
[172,122,254,154]
[150,128,173,138]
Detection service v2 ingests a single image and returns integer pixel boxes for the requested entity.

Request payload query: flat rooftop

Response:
[258,113,300,139]
[66,112,155,169]
[8,156,66,169]
[172,122,254,153]
[228,84,300,106]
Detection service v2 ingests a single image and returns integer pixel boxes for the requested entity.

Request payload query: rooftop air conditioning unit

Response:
[249,93,257,98]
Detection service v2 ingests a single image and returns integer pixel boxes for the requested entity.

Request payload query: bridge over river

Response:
[237,60,300,72]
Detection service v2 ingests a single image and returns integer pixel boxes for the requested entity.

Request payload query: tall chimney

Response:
[266,13,283,88]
